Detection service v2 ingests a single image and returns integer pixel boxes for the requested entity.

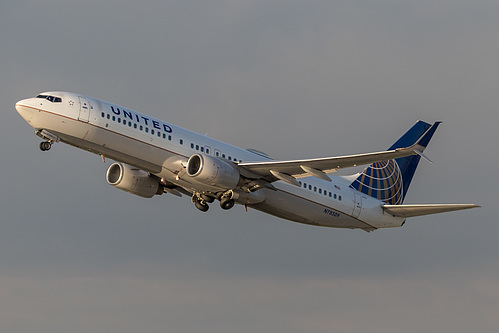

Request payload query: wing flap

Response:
[381,204,480,218]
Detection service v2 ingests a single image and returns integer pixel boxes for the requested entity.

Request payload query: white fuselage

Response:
[16,91,405,231]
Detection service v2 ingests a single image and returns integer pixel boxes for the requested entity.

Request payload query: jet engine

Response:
[186,154,240,190]
[106,163,163,198]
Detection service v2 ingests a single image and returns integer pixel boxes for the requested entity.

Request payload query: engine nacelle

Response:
[106,163,162,198]
[186,154,240,190]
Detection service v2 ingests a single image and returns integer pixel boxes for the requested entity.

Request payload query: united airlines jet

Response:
[15,92,479,231]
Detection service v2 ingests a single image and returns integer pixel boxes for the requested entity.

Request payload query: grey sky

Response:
[1,1,498,332]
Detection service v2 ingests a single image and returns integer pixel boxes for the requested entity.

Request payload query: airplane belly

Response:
[251,188,374,230]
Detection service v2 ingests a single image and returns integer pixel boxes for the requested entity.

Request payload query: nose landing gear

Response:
[39,141,52,151]
[35,130,58,152]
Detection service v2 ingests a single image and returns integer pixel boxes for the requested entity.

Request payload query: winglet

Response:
[414,121,442,150]
[411,121,441,163]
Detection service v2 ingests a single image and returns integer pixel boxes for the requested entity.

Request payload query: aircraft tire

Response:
[220,198,235,210]
[40,141,51,151]
[201,194,215,203]
[195,200,209,212]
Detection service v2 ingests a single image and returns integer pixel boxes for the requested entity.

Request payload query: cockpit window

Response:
[36,94,62,103]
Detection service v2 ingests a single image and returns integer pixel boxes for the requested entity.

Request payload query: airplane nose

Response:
[15,98,35,123]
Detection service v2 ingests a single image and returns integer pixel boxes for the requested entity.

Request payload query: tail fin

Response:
[349,121,440,204]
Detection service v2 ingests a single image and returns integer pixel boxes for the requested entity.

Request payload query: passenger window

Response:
[314,187,317,192]
[303,183,306,188]
[117,118,121,123]
[112,116,116,121]
[329,193,332,198]
[168,135,172,141]
[308,185,312,190]
[101,112,105,118]
[145,128,149,133]
[319,189,322,194]
[222,154,226,158]
[140,125,143,131]
[191,143,194,148]
[206,149,210,154]
[196,145,199,150]
[200,147,204,152]
[157,131,160,137]
[107,114,110,119]
[339,196,342,201]
[163,133,166,139]
[180,139,183,144]
[134,124,137,129]
[151,129,154,135]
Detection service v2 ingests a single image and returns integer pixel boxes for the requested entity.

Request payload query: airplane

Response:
[15,91,479,231]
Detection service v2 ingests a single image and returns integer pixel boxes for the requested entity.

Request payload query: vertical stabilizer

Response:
[349,121,440,204]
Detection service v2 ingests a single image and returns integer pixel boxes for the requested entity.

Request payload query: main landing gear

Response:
[192,190,235,212]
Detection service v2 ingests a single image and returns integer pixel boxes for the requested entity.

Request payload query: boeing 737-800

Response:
[15,92,478,231]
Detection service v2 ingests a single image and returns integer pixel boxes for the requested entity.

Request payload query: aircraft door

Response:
[78,97,91,122]
[352,193,362,218]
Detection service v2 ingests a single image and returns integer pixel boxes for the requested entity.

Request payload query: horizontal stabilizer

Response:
[381,204,480,218]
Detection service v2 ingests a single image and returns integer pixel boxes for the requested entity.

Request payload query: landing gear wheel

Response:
[220,198,235,210]
[39,141,52,151]
[201,194,215,203]
[194,200,209,212]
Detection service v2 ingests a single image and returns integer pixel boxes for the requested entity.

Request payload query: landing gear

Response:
[194,199,209,212]
[200,194,215,203]
[192,194,210,212]
[219,190,235,210]
[36,130,58,152]
[39,141,52,151]
[192,190,236,212]
[220,197,235,210]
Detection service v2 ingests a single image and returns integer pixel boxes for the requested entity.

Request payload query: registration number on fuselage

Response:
[323,209,340,218]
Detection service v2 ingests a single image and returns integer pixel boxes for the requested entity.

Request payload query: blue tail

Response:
[349,121,440,204]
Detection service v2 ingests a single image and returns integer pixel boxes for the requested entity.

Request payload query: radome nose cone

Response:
[15,99,35,123]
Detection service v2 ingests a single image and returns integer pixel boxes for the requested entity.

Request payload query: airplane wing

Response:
[239,146,419,184]
[381,204,480,218]
[238,122,439,186]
